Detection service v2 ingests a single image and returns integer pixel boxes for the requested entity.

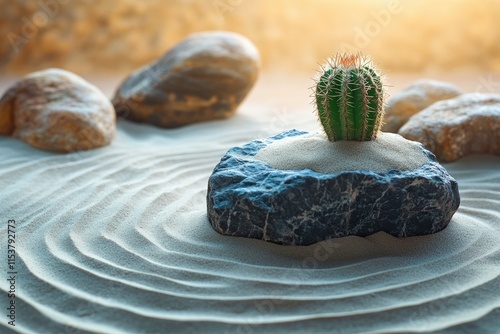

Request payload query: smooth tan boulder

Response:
[112,31,260,128]
[383,79,461,132]
[398,93,500,162]
[0,68,115,153]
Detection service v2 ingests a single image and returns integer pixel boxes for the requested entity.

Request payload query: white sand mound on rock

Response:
[254,132,428,173]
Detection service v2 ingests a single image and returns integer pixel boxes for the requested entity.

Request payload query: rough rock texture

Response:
[399,93,500,162]
[0,68,115,152]
[382,79,461,133]
[207,130,460,246]
[112,31,260,128]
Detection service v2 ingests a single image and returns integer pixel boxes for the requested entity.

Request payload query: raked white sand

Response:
[254,131,428,173]
[0,75,499,333]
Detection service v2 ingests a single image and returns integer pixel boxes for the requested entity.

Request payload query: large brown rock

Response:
[0,68,115,153]
[398,93,500,162]
[383,79,461,132]
[112,31,260,128]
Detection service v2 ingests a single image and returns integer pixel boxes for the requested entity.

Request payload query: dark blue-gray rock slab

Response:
[207,130,460,246]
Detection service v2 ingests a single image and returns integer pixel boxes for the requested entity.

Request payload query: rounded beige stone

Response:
[112,31,260,128]
[398,93,500,162]
[0,68,115,153]
[383,79,461,133]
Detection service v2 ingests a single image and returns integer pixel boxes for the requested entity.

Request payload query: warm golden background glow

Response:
[1,0,500,75]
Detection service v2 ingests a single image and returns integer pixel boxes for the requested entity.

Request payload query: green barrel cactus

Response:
[314,53,385,141]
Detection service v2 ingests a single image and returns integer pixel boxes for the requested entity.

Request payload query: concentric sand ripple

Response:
[1,118,499,334]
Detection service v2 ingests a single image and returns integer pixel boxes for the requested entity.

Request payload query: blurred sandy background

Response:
[1,0,500,76]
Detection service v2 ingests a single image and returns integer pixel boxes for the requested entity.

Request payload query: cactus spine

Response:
[315,53,385,141]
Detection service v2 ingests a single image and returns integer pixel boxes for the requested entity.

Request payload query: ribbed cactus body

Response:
[315,54,385,141]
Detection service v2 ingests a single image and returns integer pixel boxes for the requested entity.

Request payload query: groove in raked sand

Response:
[1,120,500,333]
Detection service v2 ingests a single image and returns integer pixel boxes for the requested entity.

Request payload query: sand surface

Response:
[254,132,428,173]
[0,74,499,333]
